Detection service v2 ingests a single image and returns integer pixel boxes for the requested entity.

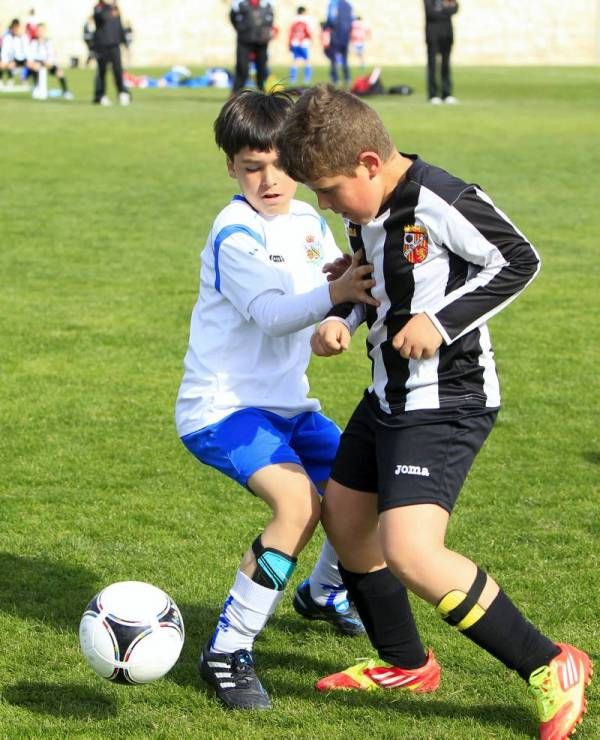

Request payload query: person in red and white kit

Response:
[350,15,371,70]
[288,6,314,86]
[24,8,40,41]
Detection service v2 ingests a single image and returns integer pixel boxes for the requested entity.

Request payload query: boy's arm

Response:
[213,227,374,337]
[423,186,540,345]
[249,252,374,337]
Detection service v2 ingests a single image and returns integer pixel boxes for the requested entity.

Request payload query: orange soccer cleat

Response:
[529,643,593,740]
[316,650,441,693]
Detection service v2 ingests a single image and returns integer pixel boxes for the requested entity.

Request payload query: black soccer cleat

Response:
[293,579,366,636]
[199,644,272,710]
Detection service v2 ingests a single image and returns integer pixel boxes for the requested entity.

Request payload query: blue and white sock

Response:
[307,538,348,609]
[211,570,283,654]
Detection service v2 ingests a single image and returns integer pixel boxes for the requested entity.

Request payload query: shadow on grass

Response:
[281,676,534,736]
[582,450,600,465]
[0,553,100,626]
[2,681,117,718]
[169,602,535,736]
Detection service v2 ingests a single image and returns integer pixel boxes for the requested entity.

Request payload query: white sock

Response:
[307,538,348,608]
[211,570,284,654]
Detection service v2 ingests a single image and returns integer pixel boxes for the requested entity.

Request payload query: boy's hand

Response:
[392,313,443,359]
[322,252,351,281]
[329,249,379,307]
[311,320,351,356]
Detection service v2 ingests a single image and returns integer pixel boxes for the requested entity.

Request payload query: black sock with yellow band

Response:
[436,568,560,680]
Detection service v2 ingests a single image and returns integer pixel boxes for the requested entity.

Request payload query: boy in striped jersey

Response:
[176,89,376,711]
[276,84,592,740]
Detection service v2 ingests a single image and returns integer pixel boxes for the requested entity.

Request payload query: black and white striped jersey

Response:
[331,154,540,416]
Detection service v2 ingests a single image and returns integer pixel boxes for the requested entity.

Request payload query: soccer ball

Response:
[79,580,185,684]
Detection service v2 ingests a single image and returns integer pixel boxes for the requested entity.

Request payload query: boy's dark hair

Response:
[297,6,306,13]
[214,89,295,161]
[276,84,394,183]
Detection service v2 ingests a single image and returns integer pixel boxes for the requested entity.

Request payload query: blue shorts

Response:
[181,408,340,491]
[290,45,310,61]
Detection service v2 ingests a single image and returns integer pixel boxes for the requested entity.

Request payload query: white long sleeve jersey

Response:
[176,196,342,436]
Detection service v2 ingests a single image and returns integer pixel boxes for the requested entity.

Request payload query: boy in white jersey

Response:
[176,89,377,710]
[0,19,28,86]
[27,23,73,99]
[276,85,592,739]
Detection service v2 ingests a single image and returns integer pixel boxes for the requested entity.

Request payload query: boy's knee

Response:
[384,545,437,587]
[275,498,321,534]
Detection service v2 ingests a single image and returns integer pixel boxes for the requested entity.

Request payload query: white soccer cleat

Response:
[99,96,112,106]
[429,96,443,105]
[444,95,459,105]
[119,91,131,106]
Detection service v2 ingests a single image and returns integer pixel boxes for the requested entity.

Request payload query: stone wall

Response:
[3,0,599,68]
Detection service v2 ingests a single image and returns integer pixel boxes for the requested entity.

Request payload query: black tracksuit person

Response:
[424,0,458,103]
[92,0,129,105]
[230,0,274,93]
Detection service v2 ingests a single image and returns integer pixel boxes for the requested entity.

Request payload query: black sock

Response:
[339,564,427,668]
[462,589,560,680]
[60,77,67,92]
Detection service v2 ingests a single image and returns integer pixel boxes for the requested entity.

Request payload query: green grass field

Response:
[0,65,598,738]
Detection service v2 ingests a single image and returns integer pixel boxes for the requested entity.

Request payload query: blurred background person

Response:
[424,0,459,104]
[350,14,370,71]
[288,5,314,87]
[121,14,133,67]
[229,0,275,93]
[24,7,39,40]
[83,15,96,66]
[323,0,353,88]
[27,22,73,99]
[0,19,28,87]
[92,0,130,106]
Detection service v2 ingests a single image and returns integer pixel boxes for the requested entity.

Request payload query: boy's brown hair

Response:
[276,84,395,183]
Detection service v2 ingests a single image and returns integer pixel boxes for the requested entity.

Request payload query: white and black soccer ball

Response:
[79,580,184,684]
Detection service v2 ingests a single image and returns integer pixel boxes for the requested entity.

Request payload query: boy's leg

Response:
[184,409,333,709]
[380,504,591,737]
[317,481,439,692]
[254,44,268,91]
[289,60,298,84]
[202,462,321,709]
[233,39,250,92]
[287,411,364,635]
[380,504,561,677]
[311,396,438,691]
[293,536,364,636]
[53,66,69,94]
[36,66,48,99]
[303,54,312,84]
[375,410,591,736]
[94,53,107,102]
[426,41,438,99]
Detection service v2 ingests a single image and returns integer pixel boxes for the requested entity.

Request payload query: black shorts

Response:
[330,394,497,514]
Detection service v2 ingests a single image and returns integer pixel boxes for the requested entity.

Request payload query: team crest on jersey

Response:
[403,225,428,264]
[304,234,322,261]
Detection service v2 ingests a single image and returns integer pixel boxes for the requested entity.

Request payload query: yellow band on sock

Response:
[436,590,485,631]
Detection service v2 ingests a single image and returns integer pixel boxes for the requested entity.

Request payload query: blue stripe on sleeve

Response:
[212,224,265,292]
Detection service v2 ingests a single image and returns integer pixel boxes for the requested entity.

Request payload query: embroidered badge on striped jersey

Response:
[304,234,322,261]
[403,225,428,264]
